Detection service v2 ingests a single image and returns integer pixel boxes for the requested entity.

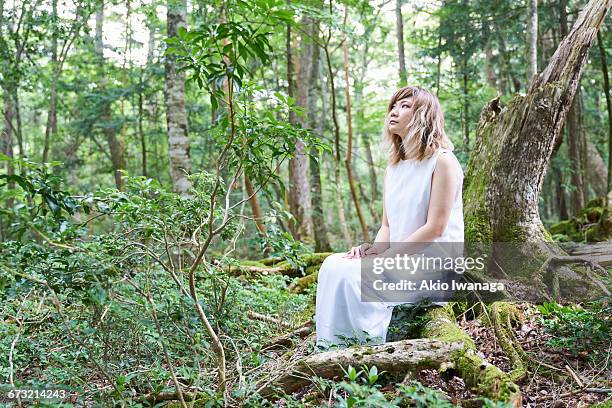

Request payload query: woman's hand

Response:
[342,242,387,259]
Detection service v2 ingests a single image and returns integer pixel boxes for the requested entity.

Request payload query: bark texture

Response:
[309,26,332,252]
[597,30,612,197]
[422,306,522,404]
[259,339,464,397]
[527,0,538,81]
[95,1,126,190]
[586,141,608,196]
[287,14,313,241]
[342,6,368,242]
[1,91,15,180]
[396,0,407,86]
[165,0,193,197]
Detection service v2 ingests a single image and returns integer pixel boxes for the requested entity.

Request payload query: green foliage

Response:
[386,301,437,342]
[316,331,383,352]
[549,196,612,242]
[257,206,310,272]
[0,156,80,239]
[331,366,465,408]
[396,381,455,407]
[0,162,311,404]
[538,300,611,361]
[335,365,392,408]
[167,15,279,109]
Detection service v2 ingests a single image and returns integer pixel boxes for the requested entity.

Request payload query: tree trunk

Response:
[342,6,368,242]
[334,167,352,246]
[354,80,380,223]
[396,0,407,86]
[557,0,588,213]
[553,165,569,220]
[309,25,332,252]
[95,1,125,190]
[288,14,313,241]
[165,0,192,196]
[461,56,470,152]
[138,72,147,177]
[568,91,586,213]
[1,91,15,177]
[353,19,379,204]
[42,0,58,163]
[463,0,612,299]
[323,0,351,246]
[485,41,498,91]
[585,141,608,197]
[435,30,442,95]
[244,174,267,236]
[496,32,522,94]
[527,0,538,82]
[597,30,612,199]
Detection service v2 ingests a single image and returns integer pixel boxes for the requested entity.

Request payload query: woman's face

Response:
[387,97,414,139]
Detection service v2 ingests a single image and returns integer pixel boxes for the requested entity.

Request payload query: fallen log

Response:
[247,311,293,330]
[257,338,464,397]
[236,252,333,278]
[287,266,320,293]
[262,321,314,351]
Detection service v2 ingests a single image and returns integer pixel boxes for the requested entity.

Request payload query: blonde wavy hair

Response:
[383,86,453,164]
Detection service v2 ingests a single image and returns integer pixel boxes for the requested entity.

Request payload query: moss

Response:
[304,252,334,266]
[549,219,575,236]
[295,302,315,323]
[259,257,282,266]
[421,305,521,403]
[422,306,476,349]
[541,224,554,242]
[465,210,493,243]
[239,260,268,268]
[289,270,319,294]
[274,261,293,272]
[305,264,321,275]
[548,196,612,243]
[362,346,375,355]
[486,302,528,382]
[496,223,529,243]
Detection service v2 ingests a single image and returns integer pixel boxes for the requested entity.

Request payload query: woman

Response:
[315,86,464,346]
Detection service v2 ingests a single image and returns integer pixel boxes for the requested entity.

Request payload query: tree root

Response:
[421,304,523,406]
[540,254,611,298]
[485,302,529,383]
[257,338,465,398]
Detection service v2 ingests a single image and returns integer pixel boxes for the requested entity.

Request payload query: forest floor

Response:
[252,298,611,407]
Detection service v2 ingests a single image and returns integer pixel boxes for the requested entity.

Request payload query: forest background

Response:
[0,0,611,406]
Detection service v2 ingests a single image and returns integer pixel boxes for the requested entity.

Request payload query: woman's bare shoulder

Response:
[434,151,462,177]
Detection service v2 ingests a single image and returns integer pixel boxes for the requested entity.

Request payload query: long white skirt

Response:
[315,253,394,345]
[315,252,449,346]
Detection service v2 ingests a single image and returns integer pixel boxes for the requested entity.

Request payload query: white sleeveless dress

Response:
[315,148,464,345]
